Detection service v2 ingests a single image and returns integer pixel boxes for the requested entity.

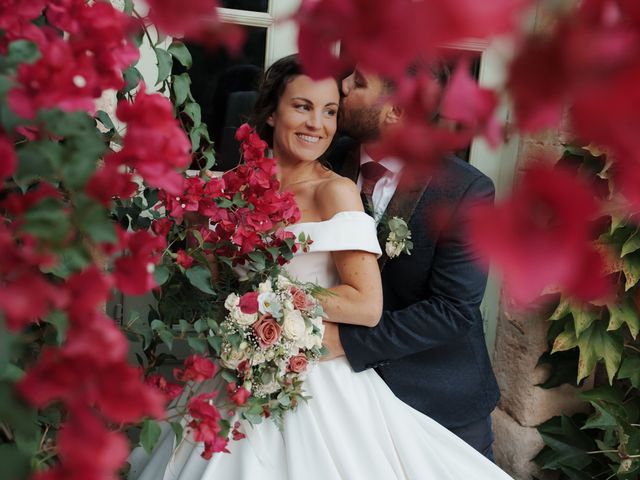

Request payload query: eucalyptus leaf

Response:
[172,73,191,107]
[187,336,207,354]
[186,266,216,295]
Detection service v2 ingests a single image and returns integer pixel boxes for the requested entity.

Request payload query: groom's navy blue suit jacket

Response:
[332,143,500,429]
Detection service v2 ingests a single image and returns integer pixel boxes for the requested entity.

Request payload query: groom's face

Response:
[339,69,391,142]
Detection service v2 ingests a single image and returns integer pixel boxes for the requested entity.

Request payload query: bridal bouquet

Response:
[216,275,326,424]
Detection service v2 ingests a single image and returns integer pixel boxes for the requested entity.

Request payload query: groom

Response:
[322,67,500,459]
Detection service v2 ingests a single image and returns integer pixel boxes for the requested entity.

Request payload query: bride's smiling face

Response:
[268,75,339,163]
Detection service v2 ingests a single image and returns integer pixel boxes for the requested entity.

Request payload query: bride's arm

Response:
[314,177,383,327]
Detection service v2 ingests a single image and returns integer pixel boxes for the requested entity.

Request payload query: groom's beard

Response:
[338,104,381,142]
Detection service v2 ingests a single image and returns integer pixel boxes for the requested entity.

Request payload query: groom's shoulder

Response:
[428,155,494,203]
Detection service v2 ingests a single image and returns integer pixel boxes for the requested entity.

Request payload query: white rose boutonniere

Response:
[384,216,413,259]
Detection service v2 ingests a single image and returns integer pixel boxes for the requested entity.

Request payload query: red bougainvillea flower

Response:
[64,266,112,323]
[86,159,138,207]
[176,249,194,269]
[146,0,245,53]
[65,1,140,92]
[468,161,610,304]
[33,407,129,480]
[145,373,184,402]
[296,0,530,81]
[226,382,251,406]
[440,57,501,147]
[18,312,166,423]
[0,0,45,30]
[187,392,228,459]
[8,36,100,119]
[0,271,64,331]
[174,355,217,382]
[110,88,191,195]
[112,227,166,296]
[0,133,16,180]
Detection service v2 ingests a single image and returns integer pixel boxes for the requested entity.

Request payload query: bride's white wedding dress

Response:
[129,211,512,480]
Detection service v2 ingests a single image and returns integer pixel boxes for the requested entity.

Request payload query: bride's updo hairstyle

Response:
[251,54,303,149]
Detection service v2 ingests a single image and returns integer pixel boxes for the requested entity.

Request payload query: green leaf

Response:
[154,47,173,85]
[622,252,640,291]
[552,324,579,354]
[607,299,640,338]
[172,73,191,107]
[618,356,640,389]
[0,445,30,480]
[576,321,623,383]
[621,228,640,257]
[193,318,207,333]
[123,0,134,14]
[74,198,117,243]
[5,40,40,68]
[140,420,162,454]
[207,335,222,354]
[536,349,580,389]
[150,319,166,332]
[183,102,201,126]
[22,197,70,244]
[168,41,192,68]
[95,110,115,131]
[187,336,207,354]
[158,329,174,350]
[550,297,573,321]
[536,415,594,470]
[185,266,216,295]
[581,403,618,430]
[122,65,143,94]
[573,306,598,338]
[170,421,184,444]
[178,319,191,334]
[48,310,69,346]
[154,265,171,286]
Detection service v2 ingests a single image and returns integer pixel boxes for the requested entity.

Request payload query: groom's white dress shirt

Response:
[357,148,404,222]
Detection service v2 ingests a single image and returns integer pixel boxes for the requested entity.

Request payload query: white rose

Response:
[385,240,404,258]
[224,293,240,311]
[310,315,323,328]
[221,348,247,369]
[251,350,266,365]
[258,280,272,294]
[258,292,281,316]
[231,309,258,326]
[298,327,319,350]
[276,274,293,289]
[282,309,306,340]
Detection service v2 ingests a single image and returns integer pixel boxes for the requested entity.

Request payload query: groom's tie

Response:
[360,161,389,216]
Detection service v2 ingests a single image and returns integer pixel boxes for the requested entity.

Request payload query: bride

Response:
[129,55,512,480]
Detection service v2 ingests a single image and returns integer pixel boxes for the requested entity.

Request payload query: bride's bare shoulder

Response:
[314,173,364,220]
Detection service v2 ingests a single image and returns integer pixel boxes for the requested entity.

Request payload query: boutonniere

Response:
[377,215,413,259]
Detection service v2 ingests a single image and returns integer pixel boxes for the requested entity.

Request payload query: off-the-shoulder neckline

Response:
[290,210,371,227]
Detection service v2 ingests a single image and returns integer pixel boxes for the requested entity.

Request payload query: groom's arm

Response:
[337,175,494,372]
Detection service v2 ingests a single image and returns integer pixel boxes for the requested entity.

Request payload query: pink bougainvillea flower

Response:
[468,161,607,305]
[440,58,501,147]
[112,227,166,296]
[173,355,217,382]
[0,0,45,30]
[110,88,191,195]
[0,133,17,180]
[226,382,251,406]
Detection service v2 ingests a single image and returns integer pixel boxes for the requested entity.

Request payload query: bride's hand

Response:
[321,322,345,361]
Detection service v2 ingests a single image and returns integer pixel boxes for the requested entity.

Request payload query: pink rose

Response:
[288,354,308,374]
[290,287,314,311]
[252,314,281,348]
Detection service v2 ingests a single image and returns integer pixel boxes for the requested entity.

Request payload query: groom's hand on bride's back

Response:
[322,322,345,360]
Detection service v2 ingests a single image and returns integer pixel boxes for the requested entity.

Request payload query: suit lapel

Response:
[377,175,431,271]
[338,147,431,271]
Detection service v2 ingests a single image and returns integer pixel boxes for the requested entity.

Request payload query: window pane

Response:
[219,0,268,13]
[177,26,266,170]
